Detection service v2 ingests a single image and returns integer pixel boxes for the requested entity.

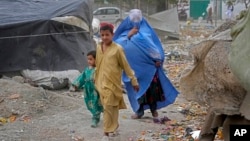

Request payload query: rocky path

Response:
[0,77,208,141]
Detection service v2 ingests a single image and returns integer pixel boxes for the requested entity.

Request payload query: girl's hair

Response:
[87,50,96,59]
[100,23,114,33]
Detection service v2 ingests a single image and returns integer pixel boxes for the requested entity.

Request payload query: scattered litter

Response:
[190,130,201,139]
[8,93,21,99]
[0,117,7,124]
[19,115,32,122]
[8,115,17,123]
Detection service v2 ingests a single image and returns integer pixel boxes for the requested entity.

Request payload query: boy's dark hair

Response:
[87,50,96,59]
[100,23,114,33]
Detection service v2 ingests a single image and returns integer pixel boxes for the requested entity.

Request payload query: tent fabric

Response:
[0,0,95,72]
[113,16,179,112]
[229,8,250,92]
[145,7,180,39]
[229,8,250,120]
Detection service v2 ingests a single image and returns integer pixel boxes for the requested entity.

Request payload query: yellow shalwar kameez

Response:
[95,42,138,133]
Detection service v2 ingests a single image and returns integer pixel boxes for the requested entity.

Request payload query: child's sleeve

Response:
[117,47,138,86]
[72,70,86,89]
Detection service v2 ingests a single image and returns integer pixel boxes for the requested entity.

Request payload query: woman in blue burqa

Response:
[113,9,179,119]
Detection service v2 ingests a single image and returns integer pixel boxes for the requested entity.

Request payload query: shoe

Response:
[131,114,142,119]
[91,123,97,128]
[152,111,158,118]
[90,119,97,128]
[101,136,109,141]
[109,131,120,137]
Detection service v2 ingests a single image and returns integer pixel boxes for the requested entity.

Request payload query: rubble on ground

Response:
[179,9,250,141]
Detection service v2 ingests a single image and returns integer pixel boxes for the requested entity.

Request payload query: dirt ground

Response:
[0,21,220,141]
[0,77,191,141]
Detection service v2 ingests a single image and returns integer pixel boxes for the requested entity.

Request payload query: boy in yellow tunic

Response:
[95,23,139,140]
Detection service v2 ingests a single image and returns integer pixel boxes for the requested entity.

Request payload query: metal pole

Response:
[147,0,149,16]
[215,0,217,27]
[137,0,140,9]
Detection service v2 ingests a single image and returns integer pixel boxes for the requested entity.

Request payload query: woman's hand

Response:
[128,27,138,39]
[155,61,161,67]
[133,85,139,92]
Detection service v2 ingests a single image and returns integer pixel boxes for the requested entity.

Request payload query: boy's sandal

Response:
[109,131,120,137]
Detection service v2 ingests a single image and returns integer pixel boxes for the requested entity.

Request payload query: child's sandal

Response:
[109,131,120,137]
[91,120,97,128]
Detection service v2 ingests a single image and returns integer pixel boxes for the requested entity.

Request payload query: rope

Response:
[0,30,89,40]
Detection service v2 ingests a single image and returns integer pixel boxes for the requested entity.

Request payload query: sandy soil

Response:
[0,78,190,141]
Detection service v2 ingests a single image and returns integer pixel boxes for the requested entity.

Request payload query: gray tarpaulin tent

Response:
[0,0,95,73]
[146,7,180,40]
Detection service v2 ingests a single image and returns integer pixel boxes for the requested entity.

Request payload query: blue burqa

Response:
[113,17,179,112]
